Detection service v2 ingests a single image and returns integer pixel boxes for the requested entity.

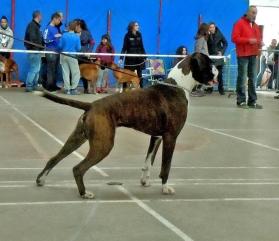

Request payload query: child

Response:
[59,20,81,95]
[95,34,115,93]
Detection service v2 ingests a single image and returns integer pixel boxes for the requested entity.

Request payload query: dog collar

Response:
[153,80,191,95]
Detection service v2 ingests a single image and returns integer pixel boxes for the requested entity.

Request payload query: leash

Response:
[121,60,147,67]
[0,31,138,78]
[153,80,213,96]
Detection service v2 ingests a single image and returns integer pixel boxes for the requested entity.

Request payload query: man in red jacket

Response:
[232,5,263,109]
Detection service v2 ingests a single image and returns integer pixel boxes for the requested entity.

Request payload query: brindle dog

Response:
[36,53,216,199]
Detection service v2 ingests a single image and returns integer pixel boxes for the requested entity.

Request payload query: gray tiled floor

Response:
[0,88,278,241]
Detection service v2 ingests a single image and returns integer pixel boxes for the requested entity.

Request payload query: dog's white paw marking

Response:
[81,191,95,199]
[141,168,151,187]
[162,185,175,195]
[140,176,151,187]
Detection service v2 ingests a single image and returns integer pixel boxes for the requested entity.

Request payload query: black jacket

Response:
[207,27,227,65]
[24,20,44,50]
[120,31,146,67]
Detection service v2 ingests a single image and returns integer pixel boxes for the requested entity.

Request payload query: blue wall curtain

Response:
[2,0,248,80]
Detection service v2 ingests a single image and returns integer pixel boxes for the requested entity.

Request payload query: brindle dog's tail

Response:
[37,91,92,111]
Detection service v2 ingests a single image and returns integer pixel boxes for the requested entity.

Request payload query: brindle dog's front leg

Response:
[159,134,177,195]
[141,136,162,187]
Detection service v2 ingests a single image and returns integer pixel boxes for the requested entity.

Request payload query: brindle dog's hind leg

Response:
[36,116,88,186]
[141,136,162,187]
[160,134,177,195]
[73,128,115,199]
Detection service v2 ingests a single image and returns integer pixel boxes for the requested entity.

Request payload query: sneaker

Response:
[190,89,205,97]
[25,88,33,93]
[276,90,279,94]
[84,89,90,94]
[65,90,71,95]
[274,95,279,99]
[204,87,213,94]
[101,88,108,93]
[248,103,263,109]
[237,102,248,109]
[218,89,225,95]
[70,89,80,95]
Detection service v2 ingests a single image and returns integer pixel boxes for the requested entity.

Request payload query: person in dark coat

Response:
[207,22,228,95]
[119,21,146,88]
[24,10,44,92]
[75,19,95,94]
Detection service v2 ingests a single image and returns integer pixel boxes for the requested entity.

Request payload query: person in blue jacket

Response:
[43,12,62,91]
[59,20,81,95]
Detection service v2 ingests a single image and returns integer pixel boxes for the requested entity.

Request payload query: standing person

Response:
[207,22,228,95]
[0,16,14,59]
[96,34,115,93]
[192,23,209,97]
[119,21,146,88]
[267,39,277,89]
[24,10,44,92]
[76,19,95,94]
[43,12,62,91]
[232,5,263,109]
[59,20,81,95]
[194,23,209,56]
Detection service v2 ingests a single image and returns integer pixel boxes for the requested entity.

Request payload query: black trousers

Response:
[123,65,143,88]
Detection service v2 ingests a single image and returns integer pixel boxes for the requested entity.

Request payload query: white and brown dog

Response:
[36,52,217,199]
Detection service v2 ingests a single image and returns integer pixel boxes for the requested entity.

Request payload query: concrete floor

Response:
[0,88,279,241]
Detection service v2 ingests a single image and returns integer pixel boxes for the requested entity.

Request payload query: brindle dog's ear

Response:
[177,56,191,75]
[189,53,201,73]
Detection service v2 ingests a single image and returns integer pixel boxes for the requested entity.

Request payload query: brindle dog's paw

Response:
[36,178,45,186]
[162,185,175,195]
[140,177,151,187]
[81,191,95,199]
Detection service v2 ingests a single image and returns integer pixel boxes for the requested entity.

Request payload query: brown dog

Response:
[79,62,99,94]
[110,62,140,89]
[0,56,19,88]
[36,53,216,199]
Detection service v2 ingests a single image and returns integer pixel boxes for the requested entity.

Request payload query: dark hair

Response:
[195,23,209,40]
[74,19,88,31]
[51,12,61,20]
[208,21,216,26]
[127,21,138,32]
[101,33,112,51]
[176,45,188,55]
[32,10,41,19]
[1,16,8,21]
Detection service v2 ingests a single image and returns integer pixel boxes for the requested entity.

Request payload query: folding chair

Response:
[142,58,166,85]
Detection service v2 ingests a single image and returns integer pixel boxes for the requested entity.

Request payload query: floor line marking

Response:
[9,114,49,159]
[0,95,108,177]
[188,123,279,152]
[0,94,194,241]
[118,186,194,241]
[2,166,279,170]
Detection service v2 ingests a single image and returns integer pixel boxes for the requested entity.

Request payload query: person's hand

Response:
[54,33,62,38]
[118,59,123,65]
[249,38,257,44]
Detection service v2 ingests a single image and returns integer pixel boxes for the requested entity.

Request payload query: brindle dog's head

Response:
[177,52,218,86]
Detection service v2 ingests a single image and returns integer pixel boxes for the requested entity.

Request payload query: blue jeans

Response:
[44,53,60,90]
[96,68,109,88]
[236,56,257,105]
[26,53,41,91]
